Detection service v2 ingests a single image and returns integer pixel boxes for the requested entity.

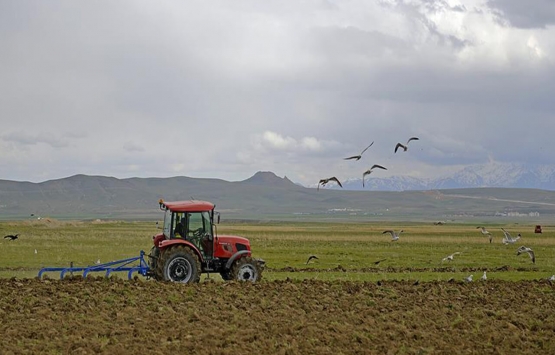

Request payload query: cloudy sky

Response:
[1,0,554,185]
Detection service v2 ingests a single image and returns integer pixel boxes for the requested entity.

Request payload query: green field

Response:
[1,218,553,282]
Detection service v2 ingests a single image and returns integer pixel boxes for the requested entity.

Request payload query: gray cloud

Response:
[488,0,555,28]
[2,132,70,148]
[0,0,554,185]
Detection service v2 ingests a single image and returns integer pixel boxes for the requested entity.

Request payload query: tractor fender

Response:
[158,239,203,262]
[225,250,251,270]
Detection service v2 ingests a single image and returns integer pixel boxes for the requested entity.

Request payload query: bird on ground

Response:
[362,164,387,187]
[549,275,555,282]
[373,258,387,265]
[502,228,521,245]
[317,177,343,190]
[465,274,474,282]
[394,137,419,153]
[477,227,493,243]
[433,221,445,225]
[441,252,461,263]
[382,230,403,241]
[306,255,319,265]
[481,271,487,281]
[517,246,535,264]
[4,234,19,241]
[344,142,374,161]
[34,249,37,254]
[95,259,101,265]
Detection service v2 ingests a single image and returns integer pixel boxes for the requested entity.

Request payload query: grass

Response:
[1,219,553,281]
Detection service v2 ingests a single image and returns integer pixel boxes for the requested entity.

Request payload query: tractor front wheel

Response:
[229,256,262,282]
[158,246,201,283]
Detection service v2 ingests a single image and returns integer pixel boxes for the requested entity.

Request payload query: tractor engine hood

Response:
[217,235,251,245]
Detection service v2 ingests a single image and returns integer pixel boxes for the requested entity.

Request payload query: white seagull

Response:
[516,246,535,264]
[481,271,487,281]
[344,142,374,161]
[465,274,474,282]
[502,228,521,245]
[477,226,493,243]
[549,275,555,282]
[362,164,387,187]
[382,230,403,241]
[394,137,419,153]
[441,252,461,263]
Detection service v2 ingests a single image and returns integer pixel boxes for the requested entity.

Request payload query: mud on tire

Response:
[148,246,161,280]
[230,256,262,282]
[157,245,201,283]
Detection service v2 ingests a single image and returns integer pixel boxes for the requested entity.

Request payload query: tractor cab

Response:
[160,200,215,260]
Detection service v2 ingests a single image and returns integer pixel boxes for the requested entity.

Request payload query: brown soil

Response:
[1,278,554,354]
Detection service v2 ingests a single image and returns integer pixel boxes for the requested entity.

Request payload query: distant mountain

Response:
[340,163,555,191]
[241,171,297,187]
[3,170,555,220]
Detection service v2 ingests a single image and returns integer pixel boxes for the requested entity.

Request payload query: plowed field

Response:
[1,278,554,354]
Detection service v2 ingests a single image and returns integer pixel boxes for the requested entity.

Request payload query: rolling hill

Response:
[2,171,555,221]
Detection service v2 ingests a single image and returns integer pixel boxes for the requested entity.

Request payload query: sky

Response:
[0,0,554,186]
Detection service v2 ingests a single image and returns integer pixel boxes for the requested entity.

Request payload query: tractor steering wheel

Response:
[188,228,204,243]
[192,228,204,237]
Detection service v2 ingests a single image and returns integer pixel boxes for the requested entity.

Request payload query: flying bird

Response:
[4,234,19,241]
[394,137,419,153]
[344,141,374,161]
[306,255,319,265]
[477,227,493,243]
[362,164,387,187]
[382,230,403,241]
[481,271,487,281]
[501,228,521,245]
[317,177,343,190]
[516,246,535,264]
[441,252,461,263]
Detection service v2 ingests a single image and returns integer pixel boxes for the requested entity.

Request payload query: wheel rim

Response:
[167,257,193,282]
[237,264,257,282]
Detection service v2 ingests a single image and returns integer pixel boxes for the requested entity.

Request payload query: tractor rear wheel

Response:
[229,256,262,282]
[157,246,201,283]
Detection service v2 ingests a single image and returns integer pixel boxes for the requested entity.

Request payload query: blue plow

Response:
[38,250,150,280]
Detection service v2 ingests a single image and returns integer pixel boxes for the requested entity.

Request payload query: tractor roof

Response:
[162,200,215,213]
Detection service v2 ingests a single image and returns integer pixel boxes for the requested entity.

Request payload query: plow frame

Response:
[38,250,150,280]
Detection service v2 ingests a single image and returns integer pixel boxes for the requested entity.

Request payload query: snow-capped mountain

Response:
[339,163,555,191]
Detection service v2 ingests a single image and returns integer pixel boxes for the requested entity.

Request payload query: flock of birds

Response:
[317,137,419,190]
[305,225,549,282]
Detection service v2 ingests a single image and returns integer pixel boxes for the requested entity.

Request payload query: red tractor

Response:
[148,199,264,283]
